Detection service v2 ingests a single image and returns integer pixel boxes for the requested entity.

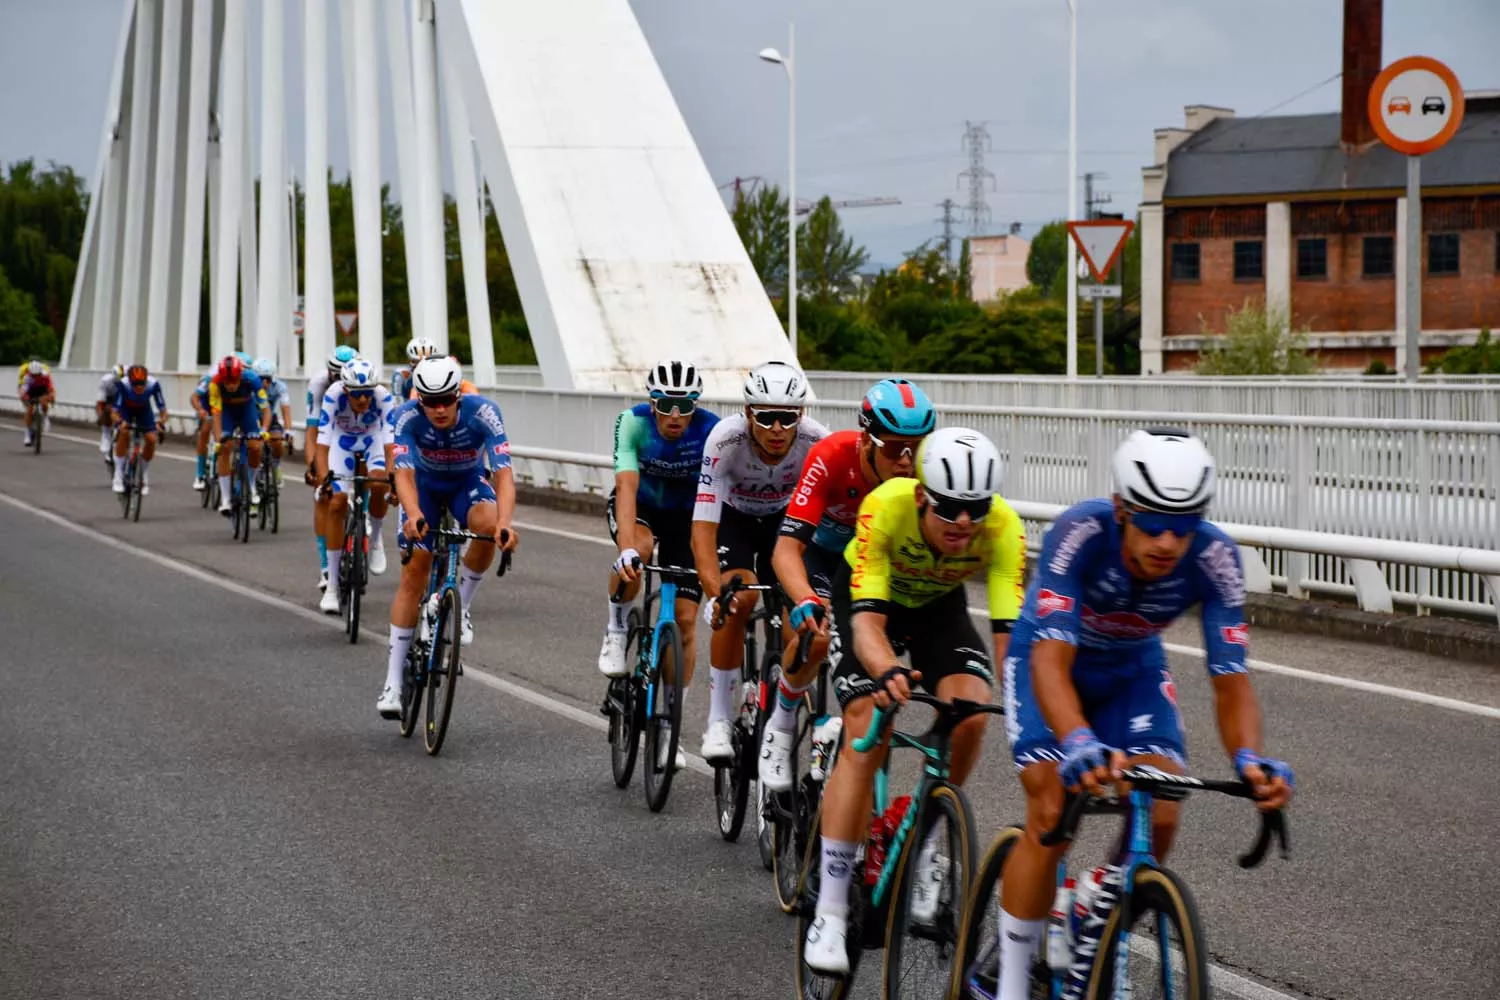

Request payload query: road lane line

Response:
[11,423,1496,721]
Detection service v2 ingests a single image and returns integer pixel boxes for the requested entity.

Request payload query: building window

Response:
[1428,233,1460,275]
[1363,236,1394,278]
[1296,238,1328,279]
[1233,240,1264,280]
[1171,243,1200,281]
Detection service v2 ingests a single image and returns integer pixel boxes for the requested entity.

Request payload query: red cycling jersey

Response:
[780,429,877,552]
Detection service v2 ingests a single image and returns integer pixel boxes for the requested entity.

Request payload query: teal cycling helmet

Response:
[327,345,358,379]
[233,350,253,365]
[860,378,936,437]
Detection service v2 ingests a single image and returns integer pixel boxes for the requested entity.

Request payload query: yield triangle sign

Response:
[1067,219,1135,282]
[334,311,358,336]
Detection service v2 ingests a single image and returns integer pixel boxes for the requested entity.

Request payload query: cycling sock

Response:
[814,839,859,917]
[387,625,414,690]
[771,677,812,732]
[99,426,110,452]
[998,912,1044,1000]
[606,598,630,632]
[140,458,151,482]
[708,666,738,724]
[316,536,328,571]
[459,567,485,611]
[217,474,230,499]
[327,549,342,596]
[195,454,206,478]
[368,515,384,547]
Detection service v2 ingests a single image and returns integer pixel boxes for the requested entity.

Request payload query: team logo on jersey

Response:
[1159,672,1178,707]
[1036,589,1074,617]
[1080,605,1160,640]
[492,441,511,457]
[1220,623,1250,646]
[1048,517,1104,575]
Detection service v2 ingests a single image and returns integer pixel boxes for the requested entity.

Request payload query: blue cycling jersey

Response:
[114,378,167,420]
[612,402,719,511]
[1008,498,1250,682]
[389,394,511,478]
[264,377,290,417]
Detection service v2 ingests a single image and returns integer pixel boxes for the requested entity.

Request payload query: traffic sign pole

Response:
[1094,293,1104,377]
[1405,154,1421,381]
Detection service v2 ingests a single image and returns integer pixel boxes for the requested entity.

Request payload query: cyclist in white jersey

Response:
[691,361,829,763]
[315,358,396,614]
[96,364,126,461]
[306,346,360,591]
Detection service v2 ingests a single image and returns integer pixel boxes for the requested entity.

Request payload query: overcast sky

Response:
[0,0,1494,267]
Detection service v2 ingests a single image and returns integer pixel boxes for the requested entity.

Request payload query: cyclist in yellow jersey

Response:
[803,427,1026,975]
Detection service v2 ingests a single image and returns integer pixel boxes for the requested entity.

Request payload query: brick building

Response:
[1138,5,1500,373]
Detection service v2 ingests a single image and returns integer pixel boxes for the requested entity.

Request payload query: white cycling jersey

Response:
[305,370,335,429]
[693,413,830,522]
[317,381,396,447]
[97,372,121,403]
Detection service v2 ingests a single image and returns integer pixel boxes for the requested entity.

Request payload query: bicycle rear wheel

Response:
[608,608,643,788]
[423,586,462,756]
[716,647,768,842]
[642,621,685,813]
[773,735,815,913]
[129,460,143,522]
[883,783,978,1000]
[200,467,213,508]
[1085,865,1208,1000]
[235,463,251,542]
[398,644,423,739]
[268,478,280,533]
[953,825,1034,1000]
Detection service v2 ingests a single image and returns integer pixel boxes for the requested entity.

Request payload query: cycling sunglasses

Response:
[347,388,375,402]
[749,408,802,429]
[927,492,992,524]
[1126,506,1202,538]
[651,394,697,416]
[419,391,460,409]
[867,431,924,461]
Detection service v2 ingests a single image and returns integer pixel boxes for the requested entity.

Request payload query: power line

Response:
[958,121,995,236]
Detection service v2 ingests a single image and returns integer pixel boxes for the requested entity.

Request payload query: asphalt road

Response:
[1,423,1497,1000]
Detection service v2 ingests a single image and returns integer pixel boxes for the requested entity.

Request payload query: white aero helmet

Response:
[918,427,1003,501]
[1111,427,1217,514]
[743,360,808,407]
[646,358,703,398]
[405,336,439,364]
[412,355,463,396]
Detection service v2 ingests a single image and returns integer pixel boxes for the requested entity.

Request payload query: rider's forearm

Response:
[771,535,816,606]
[852,611,900,676]
[491,465,516,531]
[1211,673,1265,760]
[304,427,317,463]
[315,443,330,481]
[691,520,722,598]
[1031,639,1090,739]
[394,469,421,519]
[612,472,640,552]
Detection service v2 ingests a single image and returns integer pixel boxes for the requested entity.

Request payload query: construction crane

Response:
[717,177,900,215]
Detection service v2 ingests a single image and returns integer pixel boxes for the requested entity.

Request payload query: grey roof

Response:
[1161,96,1500,199]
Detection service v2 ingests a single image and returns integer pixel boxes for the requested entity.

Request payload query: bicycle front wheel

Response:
[129,463,143,522]
[952,825,1034,1000]
[794,799,866,1000]
[883,783,978,1000]
[235,464,251,542]
[257,468,270,530]
[397,644,422,739]
[345,514,366,644]
[1084,865,1209,1000]
[31,413,42,454]
[424,586,462,756]
[642,621,685,813]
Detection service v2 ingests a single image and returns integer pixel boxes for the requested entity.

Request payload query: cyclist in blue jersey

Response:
[190,371,214,490]
[991,428,1295,1000]
[208,354,271,515]
[378,356,519,719]
[110,365,169,494]
[253,357,294,486]
[596,359,720,690]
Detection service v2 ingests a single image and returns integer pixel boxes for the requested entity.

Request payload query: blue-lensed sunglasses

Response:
[1127,507,1203,538]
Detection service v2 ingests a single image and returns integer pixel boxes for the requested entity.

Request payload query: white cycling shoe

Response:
[460,609,474,646]
[368,543,387,576]
[700,719,734,762]
[596,631,628,677]
[318,589,341,615]
[803,913,850,975]
[376,684,402,719]
[758,726,795,792]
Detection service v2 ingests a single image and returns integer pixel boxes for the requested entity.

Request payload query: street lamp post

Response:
[759,24,797,360]
[1065,0,1079,379]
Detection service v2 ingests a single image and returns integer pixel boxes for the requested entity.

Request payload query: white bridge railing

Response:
[8,367,1498,622]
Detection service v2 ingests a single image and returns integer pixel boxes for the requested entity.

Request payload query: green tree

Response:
[1425,328,1500,374]
[957,238,972,301]
[797,196,868,303]
[0,159,89,343]
[731,183,789,299]
[0,263,56,363]
[1195,299,1317,375]
[1026,220,1067,296]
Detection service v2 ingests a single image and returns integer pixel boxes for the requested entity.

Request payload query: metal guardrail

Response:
[503,445,1500,625]
[8,368,1498,621]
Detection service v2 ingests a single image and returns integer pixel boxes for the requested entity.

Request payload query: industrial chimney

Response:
[1341,0,1383,150]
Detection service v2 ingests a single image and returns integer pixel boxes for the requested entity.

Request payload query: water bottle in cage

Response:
[1061,864,1123,1000]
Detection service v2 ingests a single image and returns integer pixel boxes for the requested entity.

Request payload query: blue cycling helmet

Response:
[860,378,936,437]
[252,357,276,380]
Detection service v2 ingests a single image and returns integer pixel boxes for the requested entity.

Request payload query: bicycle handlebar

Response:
[611,560,699,603]
[850,692,1007,754]
[1037,766,1290,869]
[714,574,778,629]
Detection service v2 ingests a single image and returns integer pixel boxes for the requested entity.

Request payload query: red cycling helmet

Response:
[218,355,244,381]
[126,364,149,386]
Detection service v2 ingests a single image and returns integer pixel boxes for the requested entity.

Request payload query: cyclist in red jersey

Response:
[761,378,937,791]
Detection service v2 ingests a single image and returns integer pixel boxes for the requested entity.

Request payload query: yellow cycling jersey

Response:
[845,477,1026,623]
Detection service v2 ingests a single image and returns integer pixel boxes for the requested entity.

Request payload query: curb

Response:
[513,482,1500,665]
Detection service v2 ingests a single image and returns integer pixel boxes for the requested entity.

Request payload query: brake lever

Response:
[1237,808,1289,869]
[496,528,513,578]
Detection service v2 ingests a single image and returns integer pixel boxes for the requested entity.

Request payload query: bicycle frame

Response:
[638,569,680,708]
[866,726,953,912]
